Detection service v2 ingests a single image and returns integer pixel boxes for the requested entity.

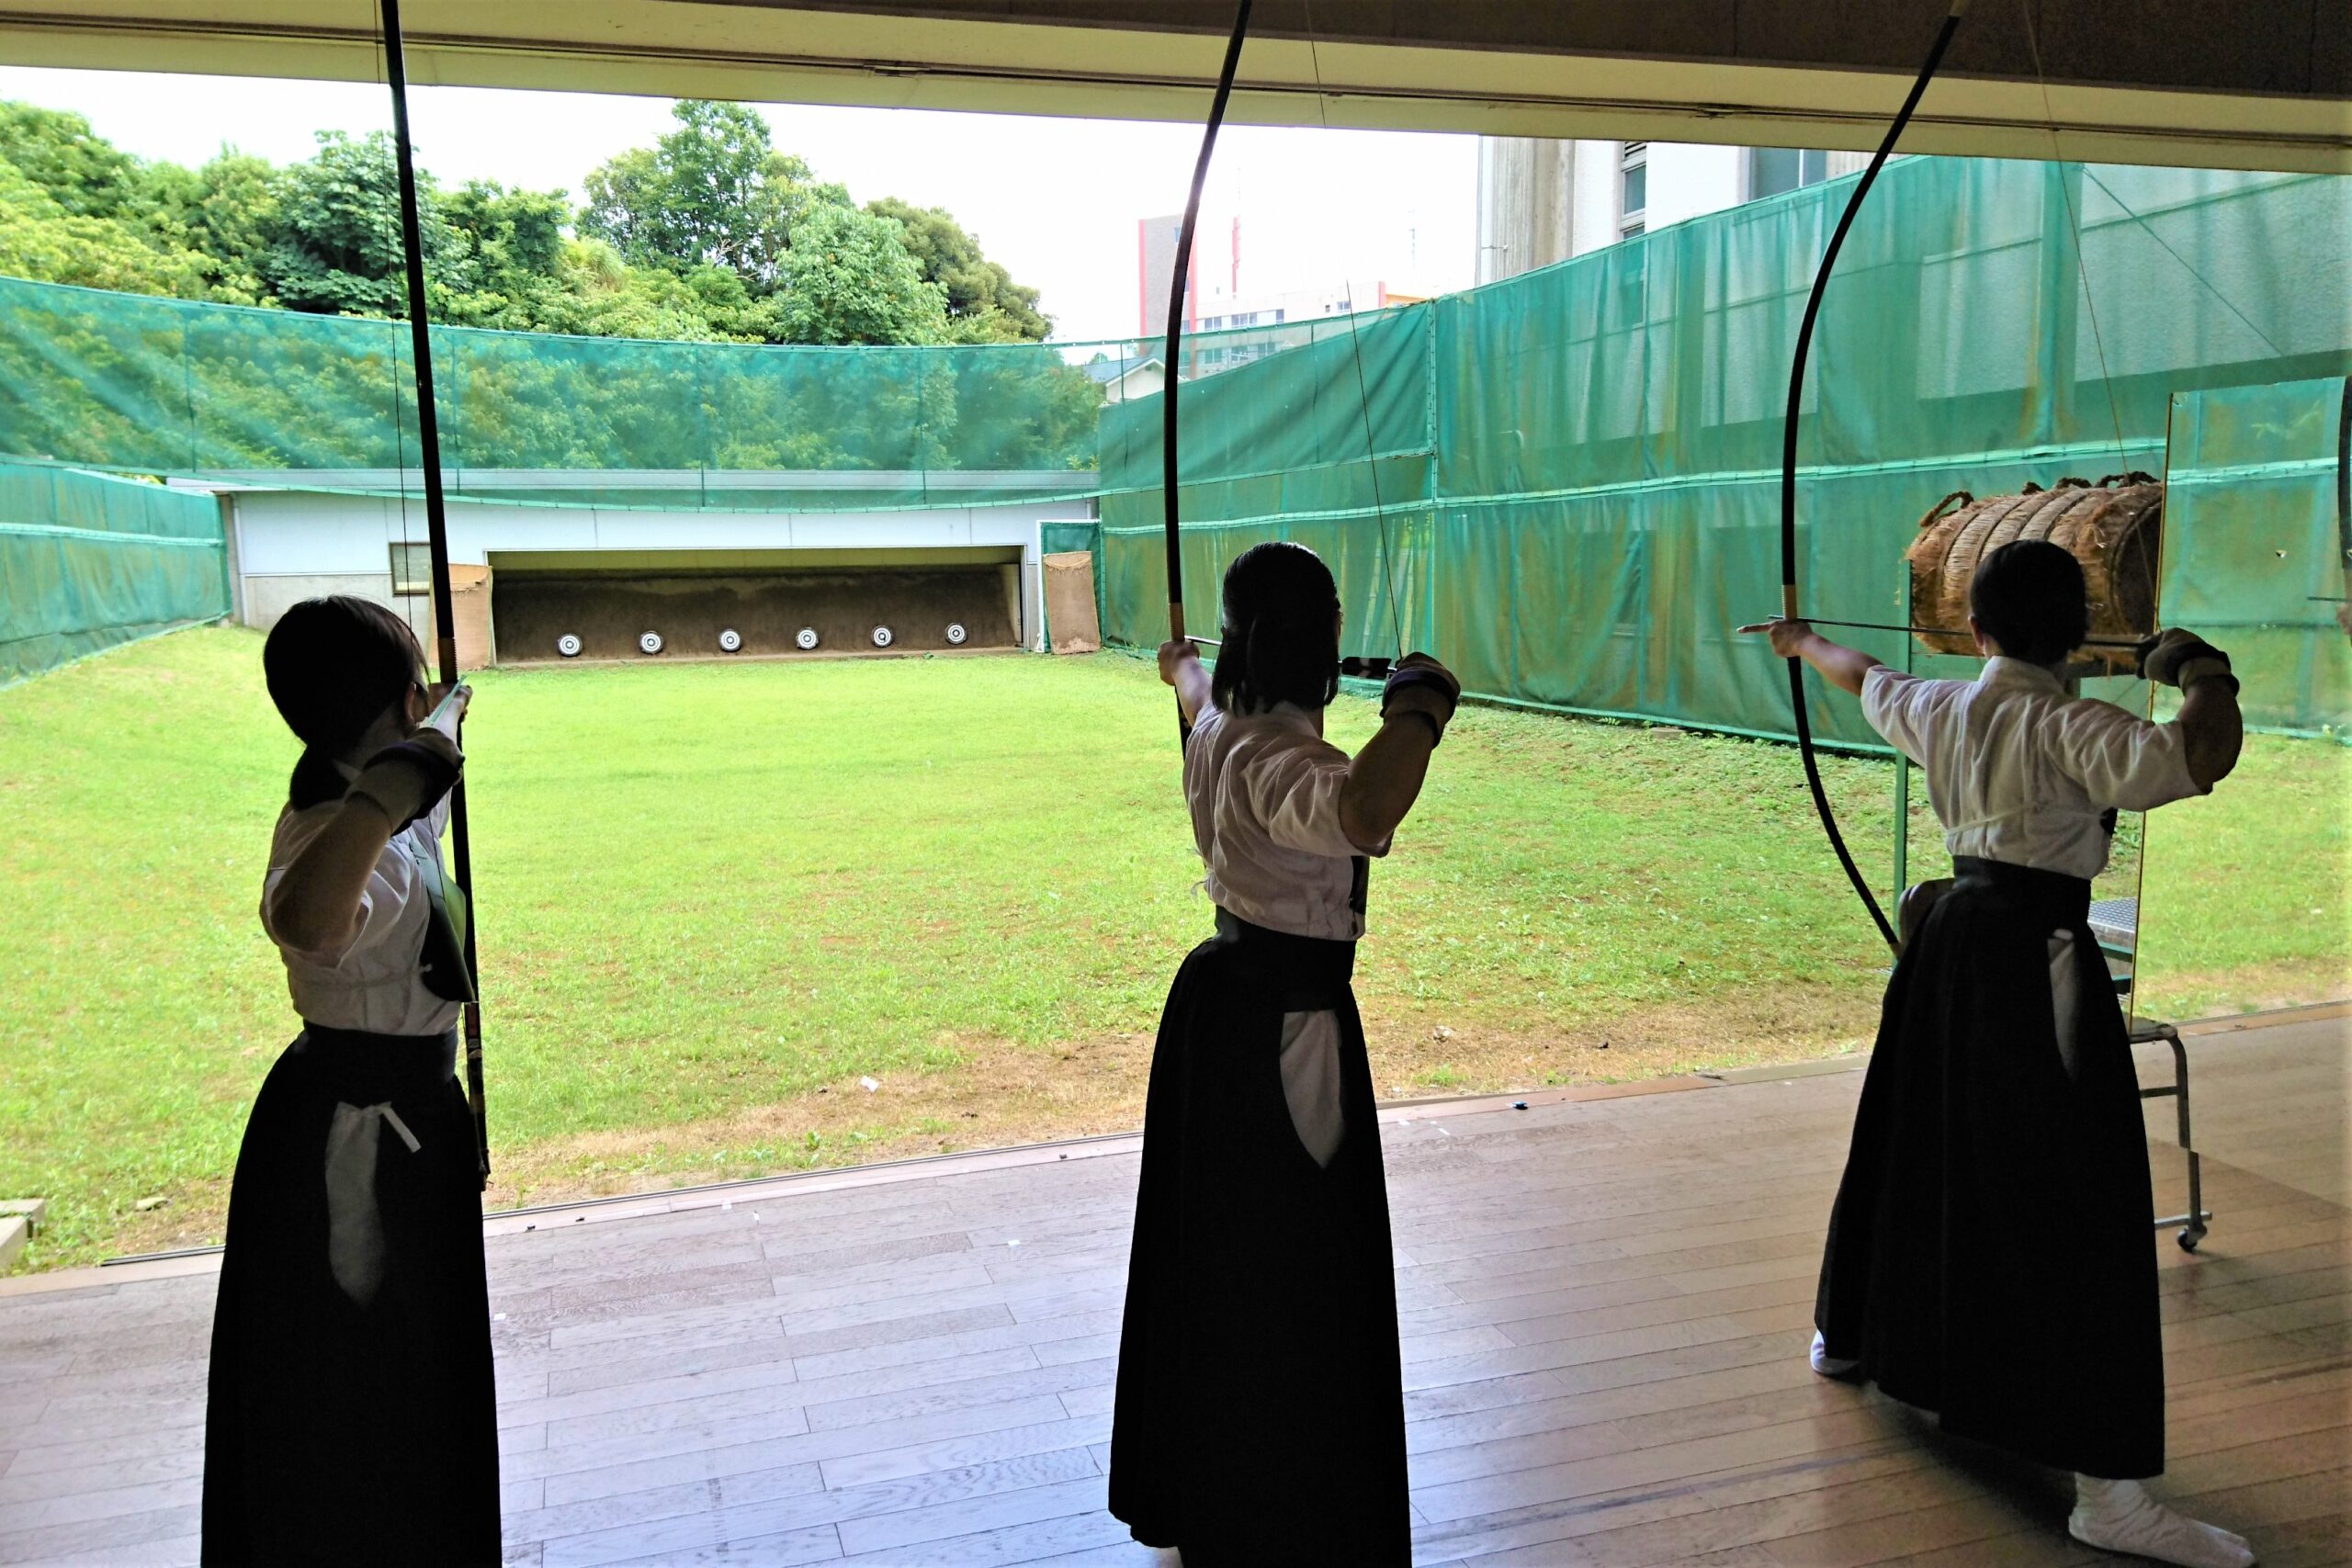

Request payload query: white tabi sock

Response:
[1809,1330,1860,1379]
[2071,1476,2255,1567]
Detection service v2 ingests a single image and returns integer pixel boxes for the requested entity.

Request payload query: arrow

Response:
[1744,615,2156,655]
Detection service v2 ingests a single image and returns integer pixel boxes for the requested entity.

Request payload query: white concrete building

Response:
[191,478,1097,664]
[1475,140,1872,284]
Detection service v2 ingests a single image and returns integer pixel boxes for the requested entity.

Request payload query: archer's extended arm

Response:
[1738,618,1883,697]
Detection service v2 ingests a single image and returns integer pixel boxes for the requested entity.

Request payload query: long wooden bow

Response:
[380,0,490,1186]
[1777,0,1970,955]
[1161,0,1254,742]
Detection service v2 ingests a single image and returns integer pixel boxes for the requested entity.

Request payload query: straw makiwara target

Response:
[1905,473,2163,671]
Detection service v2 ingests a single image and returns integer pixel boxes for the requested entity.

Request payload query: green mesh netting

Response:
[0,276,1128,513]
[2162,377,2350,736]
[0,156,2345,726]
[1096,159,2350,745]
[0,461,227,685]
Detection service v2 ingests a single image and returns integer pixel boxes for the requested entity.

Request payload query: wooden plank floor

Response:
[1,1009,2344,1566]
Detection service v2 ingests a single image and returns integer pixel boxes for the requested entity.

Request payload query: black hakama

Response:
[1109,910,1409,1565]
[1815,855,2164,1479]
[203,1026,499,1564]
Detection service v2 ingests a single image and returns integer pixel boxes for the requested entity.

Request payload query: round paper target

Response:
[718,627,742,653]
[871,626,894,649]
[639,631,663,655]
[556,633,582,659]
[796,627,820,650]
[944,623,968,646]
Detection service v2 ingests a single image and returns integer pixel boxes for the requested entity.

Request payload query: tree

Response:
[771,203,947,345]
[0,102,266,303]
[0,153,213,297]
[865,197,1048,342]
[578,101,820,288]
[0,102,142,219]
[0,94,1055,353]
[141,150,284,305]
[259,130,471,319]
[525,239,737,343]
[436,179,570,329]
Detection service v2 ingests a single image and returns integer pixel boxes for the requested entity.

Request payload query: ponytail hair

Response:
[1209,541,1340,715]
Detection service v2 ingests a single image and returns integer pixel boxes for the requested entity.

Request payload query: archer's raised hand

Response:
[2139,628,2233,690]
[1382,652,1462,746]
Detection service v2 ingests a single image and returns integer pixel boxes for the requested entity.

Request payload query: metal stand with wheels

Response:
[2090,897,2211,1251]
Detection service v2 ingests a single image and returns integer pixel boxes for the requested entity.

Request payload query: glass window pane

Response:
[1750,146,1801,199]
[390,542,432,596]
[1622,163,1646,215]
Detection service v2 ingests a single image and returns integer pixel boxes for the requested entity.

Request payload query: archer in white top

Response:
[1164,646,1455,1166]
[1745,552,2251,1568]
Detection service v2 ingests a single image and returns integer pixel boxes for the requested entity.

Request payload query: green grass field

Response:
[3,625,2344,1269]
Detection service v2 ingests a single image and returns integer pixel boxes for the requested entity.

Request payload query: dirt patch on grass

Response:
[484,1030,1160,1211]
[2139,962,2352,1021]
[36,987,1885,1265]
[1360,986,1880,1097]
[89,1175,236,1261]
[484,985,1881,1213]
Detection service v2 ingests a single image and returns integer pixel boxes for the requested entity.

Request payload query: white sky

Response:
[0,66,1477,344]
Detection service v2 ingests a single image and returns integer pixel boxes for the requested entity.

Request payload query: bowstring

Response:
[2021,0,2129,475]
[1302,0,1407,666]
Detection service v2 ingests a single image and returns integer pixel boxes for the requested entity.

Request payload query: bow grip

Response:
[1381,663,1455,706]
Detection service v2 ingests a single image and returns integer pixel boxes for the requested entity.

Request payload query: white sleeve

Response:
[261,811,426,966]
[1240,734,1387,859]
[1860,666,1934,763]
[2049,699,2206,811]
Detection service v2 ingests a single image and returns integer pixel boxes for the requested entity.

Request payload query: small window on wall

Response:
[1619,141,1648,239]
[390,542,434,597]
[1749,146,1830,200]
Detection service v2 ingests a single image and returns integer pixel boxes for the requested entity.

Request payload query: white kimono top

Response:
[1861,657,2207,1070]
[261,776,462,1039]
[1861,657,2206,881]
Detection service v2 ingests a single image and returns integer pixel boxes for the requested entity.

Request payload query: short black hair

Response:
[1970,539,2090,666]
[1210,541,1340,715]
[264,595,424,751]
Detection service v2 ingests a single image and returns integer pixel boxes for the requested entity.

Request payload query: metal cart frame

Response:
[2091,897,2211,1251]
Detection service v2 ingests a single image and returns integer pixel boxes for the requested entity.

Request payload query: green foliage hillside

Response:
[0,96,1047,347]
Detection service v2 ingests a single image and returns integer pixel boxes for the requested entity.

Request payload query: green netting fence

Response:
[0,155,2345,720]
[0,275,1149,514]
[0,461,228,686]
[1096,159,2351,746]
[2162,377,2351,736]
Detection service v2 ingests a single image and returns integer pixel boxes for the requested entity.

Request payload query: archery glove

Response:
[347,729,462,832]
[1383,653,1462,745]
[2140,628,2238,694]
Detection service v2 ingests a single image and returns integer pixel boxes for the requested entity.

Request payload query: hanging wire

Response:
[2021,0,2131,473]
[2075,165,2289,361]
[1301,0,1408,665]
